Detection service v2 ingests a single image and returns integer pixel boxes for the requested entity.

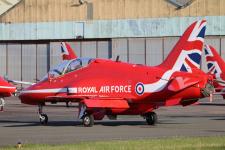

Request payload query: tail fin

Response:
[159,20,206,73]
[204,45,225,91]
[61,42,77,60]
[204,44,225,74]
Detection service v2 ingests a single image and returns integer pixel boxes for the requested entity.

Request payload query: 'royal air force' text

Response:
[70,85,132,94]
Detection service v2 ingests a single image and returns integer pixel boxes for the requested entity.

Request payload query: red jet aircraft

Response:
[204,44,225,98]
[19,20,214,127]
[0,77,16,111]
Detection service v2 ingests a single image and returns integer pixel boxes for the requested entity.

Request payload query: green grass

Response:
[1,136,225,150]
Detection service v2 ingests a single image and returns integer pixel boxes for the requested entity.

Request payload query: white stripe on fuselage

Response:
[20,87,82,94]
[0,86,15,89]
[20,88,68,94]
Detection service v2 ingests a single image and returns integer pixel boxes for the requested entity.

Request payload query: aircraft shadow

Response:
[166,115,225,121]
[0,119,189,127]
[210,117,225,121]
[199,103,225,106]
[96,121,146,126]
[166,115,222,118]
[0,120,40,127]
[1,120,81,127]
[205,130,225,133]
[2,120,147,127]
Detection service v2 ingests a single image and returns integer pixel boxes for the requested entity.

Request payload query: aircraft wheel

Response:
[82,114,94,127]
[145,112,157,125]
[39,114,48,125]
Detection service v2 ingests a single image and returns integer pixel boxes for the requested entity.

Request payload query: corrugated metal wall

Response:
[111,36,224,72]
[0,0,225,23]
[2,16,225,40]
[0,37,224,82]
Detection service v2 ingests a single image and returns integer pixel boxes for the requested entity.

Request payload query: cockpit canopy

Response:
[43,58,94,80]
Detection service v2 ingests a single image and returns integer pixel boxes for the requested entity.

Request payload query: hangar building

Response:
[0,0,224,82]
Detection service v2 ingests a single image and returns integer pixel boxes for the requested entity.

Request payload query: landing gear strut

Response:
[0,98,5,112]
[38,104,48,125]
[144,112,157,125]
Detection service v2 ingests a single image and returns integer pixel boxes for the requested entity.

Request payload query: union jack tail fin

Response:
[158,20,206,73]
[204,44,225,75]
[204,45,225,95]
[61,42,77,60]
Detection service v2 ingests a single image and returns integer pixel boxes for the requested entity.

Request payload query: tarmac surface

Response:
[1,97,225,147]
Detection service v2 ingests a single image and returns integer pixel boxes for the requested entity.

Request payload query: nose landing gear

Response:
[38,104,48,125]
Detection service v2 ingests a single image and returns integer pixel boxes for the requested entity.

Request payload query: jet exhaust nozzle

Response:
[201,83,214,97]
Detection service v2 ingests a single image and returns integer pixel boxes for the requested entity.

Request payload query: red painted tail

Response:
[61,42,77,60]
[158,20,206,73]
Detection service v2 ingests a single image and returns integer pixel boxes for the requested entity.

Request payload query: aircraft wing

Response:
[167,76,200,92]
[46,94,129,108]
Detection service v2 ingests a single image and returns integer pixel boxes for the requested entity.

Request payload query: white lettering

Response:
[76,85,132,94]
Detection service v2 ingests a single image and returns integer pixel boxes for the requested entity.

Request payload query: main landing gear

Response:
[78,103,94,127]
[38,105,48,125]
[144,112,157,125]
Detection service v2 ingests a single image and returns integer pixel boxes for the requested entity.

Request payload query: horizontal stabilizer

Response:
[168,77,200,92]
[165,98,181,106]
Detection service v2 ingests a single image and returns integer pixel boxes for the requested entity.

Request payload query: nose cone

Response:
[19,84,40,105]
[0,77,16,97]
[19,85,31,102]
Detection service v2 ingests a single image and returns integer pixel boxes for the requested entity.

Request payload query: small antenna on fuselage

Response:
[116,55,120,62]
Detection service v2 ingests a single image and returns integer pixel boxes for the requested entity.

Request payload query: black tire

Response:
[82,114,94,127]
[40,114,48,125]
[145,112,157,125]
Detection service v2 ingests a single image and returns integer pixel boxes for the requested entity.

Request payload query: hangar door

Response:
[0,40,112,84]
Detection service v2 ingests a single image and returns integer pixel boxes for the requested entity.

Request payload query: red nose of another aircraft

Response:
[0,77,16,97]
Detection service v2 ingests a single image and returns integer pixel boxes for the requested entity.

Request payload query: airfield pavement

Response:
[0,97,225,147]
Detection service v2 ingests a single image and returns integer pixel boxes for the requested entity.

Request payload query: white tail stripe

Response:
[61,42,69,55]
[144,70,175,93]
[188,21,206,42]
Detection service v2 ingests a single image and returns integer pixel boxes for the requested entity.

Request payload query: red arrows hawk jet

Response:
[204,44,225,98]
[0,77,16,111]
[19,20,213,127]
